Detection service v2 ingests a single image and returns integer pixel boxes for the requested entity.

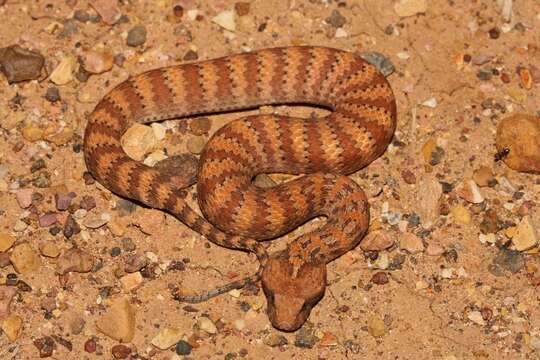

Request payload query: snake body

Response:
[83,46,396,331]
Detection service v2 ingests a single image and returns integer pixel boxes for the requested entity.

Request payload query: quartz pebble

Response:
[121,124,157,161]
[83,51,114,74]
[151,327,183,350]
[400,232,424,253]
[512,216,538,251]
[467,311,485,326]
[394,0,427,17]
[16,188,33,208]
[198,317,217,334]
[212,10,236,32]
[96,296,136,342]
[456,180,484,204]
[50,56,76,85]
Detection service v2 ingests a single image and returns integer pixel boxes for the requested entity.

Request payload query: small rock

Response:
[394,0,427,17]
[39,212,58,227]
[294,324,317,348]
[127,25,147,47]
[471,54,494,66]
[359,52,395,76]
[512,216,538,251]
[187,135,206,154]
[151,327,183,350]
[264,333,288,347]
[399,232,424,253]
[326,9,346,28]
[234,2,250,16]
[416,176,442,227]
[111,344,131,359]
[96,296,136,342]
[491,249,524,275]
[83,51,114,74]
[0,45,44,83]
[318,331,338,347]
[198,317,217,334]
[456,180,484,203]
[212,10,236,32]
[90,0,122,25]
[57,248,94,274]
[473,166,496,187]
[68,314,85,335]
[367,316,386,337]
[0,286,17,319]
[120,272,143,292]
[421,97,438,108]
[121,124,157,161]
[10,243,42,274]
[84,338,96,353]
[467,311,485,326]
[34,336,56,357]
[0,233,15,252]
[16,188,33,208]
[360,231,394,251]
[21,125,43,142]
[1,314,22,341]
[175,340,192,355]
[49,56,76,85]
[426,243,444,256]
[451,204,471,225]
[40,242,60,258]
[124,254,147,273]
[83,213,111,229]
[55,192,74,211]
[530,336,540,350]
[496,114,540,174]
[371,272,389,285]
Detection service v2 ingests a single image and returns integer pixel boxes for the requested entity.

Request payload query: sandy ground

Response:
[0,0,539,359]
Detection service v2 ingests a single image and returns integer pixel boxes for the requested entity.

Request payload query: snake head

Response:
[261,254,326,332]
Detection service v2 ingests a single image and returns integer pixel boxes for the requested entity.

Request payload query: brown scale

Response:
[83,46,397,332]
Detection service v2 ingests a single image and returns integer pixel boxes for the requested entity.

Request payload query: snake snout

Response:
[261,254,327,331]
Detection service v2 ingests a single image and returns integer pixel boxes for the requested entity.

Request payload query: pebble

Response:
[10,243,42,274]
[416,176,442,227]
[13,220,28,232]
[56,248,94,274]
[471,54,494,66]
[21,125,43,142]
[124,254,147,273]
[1,314,22,341]
[372,252,389,270]
[360,231,394,251]
[84,338,96,353]
[127,25,147,47]
[294,324,317,348]
[121,124,157,161]
[39,242,60,257]
[83,213,111,229]
[473,166,496,187]
[151,327,183,350]
[0,286,17,319]
[34,336,55,357]
[530,336,540,350]
[512,216,538,251]
[326,9,346,28]
[187,135,206,154]
[16,188,33,208]
[367,316,386,337]
[198,317,217,334]
[426,243,444,256]
[39,212,58,227]
[467,311,485,326]
[175,340,192,355]
[190,117,211,135]
[496,114,540,174]
[400,232,424,253]
[49,56,76,85]
[154,154,198,189]
[359,52,395,76]
[68,315,85,335]
[83,51,114,74]
[490,249,524,275]
[96,296,136,342]
[0,233,15,252]
[371,271,389,285]
[120,272,143,292]
[393,0,427,17]
[451,204,471,225]
[421,97,438,108]
[0,45,44,83]
[441,268,454,279]
[111,344,131,359]
[55,192,74,211]
[90,0,122,25]
[264,333,288,347]
[212,10,236,32]
[456,180,484,203]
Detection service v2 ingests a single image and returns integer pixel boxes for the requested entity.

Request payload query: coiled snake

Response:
[83,46,397,331]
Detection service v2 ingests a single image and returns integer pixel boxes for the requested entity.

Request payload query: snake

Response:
[83,46,397,332]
